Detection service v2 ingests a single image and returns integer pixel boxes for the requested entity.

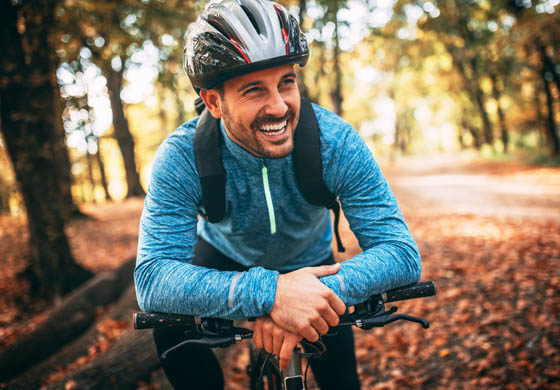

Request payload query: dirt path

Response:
[381,154,560,221]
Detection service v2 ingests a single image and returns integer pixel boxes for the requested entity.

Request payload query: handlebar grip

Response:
[382,281,437,303]
[133,312,197,330]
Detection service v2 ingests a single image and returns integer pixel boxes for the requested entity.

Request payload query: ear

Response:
[200,89,222,119]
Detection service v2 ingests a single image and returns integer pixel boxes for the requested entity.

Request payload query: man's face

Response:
[211,64,301,159]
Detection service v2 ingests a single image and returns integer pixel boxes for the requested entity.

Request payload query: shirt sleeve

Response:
[134,134,278,320]
[318,122,421,306]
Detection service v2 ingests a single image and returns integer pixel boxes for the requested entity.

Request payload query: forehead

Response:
[223,64,296,92]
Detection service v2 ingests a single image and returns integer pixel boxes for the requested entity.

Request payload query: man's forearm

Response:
[134,258,279,319]
[319,242,421,306]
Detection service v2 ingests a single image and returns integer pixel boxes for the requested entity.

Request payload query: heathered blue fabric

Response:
[134,103,421,320]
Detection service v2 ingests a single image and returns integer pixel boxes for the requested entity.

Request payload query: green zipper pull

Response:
[262,162,276,235]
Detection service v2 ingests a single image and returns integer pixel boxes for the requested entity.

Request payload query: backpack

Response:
[193,97,345,252]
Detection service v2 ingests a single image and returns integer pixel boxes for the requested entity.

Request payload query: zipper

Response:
[261,161,276,235]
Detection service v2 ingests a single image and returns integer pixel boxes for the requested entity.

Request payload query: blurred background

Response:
[0,0,559,389]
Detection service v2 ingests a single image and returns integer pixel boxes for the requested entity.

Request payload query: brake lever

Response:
[356,307,429,330]
[386,314,429,329]
[161,336,238,360]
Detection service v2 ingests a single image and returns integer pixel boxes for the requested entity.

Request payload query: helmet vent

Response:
[240,5,261,35]
[273,4,287,30]
[207,17,231,40]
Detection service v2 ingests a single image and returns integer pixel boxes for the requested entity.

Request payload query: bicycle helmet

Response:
[184,0,309,90]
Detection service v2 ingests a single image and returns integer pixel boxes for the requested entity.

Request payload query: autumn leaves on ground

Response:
[0,155,559,389]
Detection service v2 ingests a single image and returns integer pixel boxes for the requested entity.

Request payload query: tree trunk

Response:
[0,0,92,300]
[539,41,560,95]
[330,0,343,116]
[490,72,509,151]
[461,110,482,149]
[175,91,187,127]
[541,68,560,156]
[95,139,111,201]
[0,258,135,383]
[447,5,493,146]
[534,84,547,147]
[388,89,405,152]
[52,87,85,219]
[6,280,138,390]
[106,65,145,198]
[42,327,159,390]
[296,0,310,100]
[446,44,492,147]
[86,152,97,203]
[469,58,493,145]
[310,46,326,103]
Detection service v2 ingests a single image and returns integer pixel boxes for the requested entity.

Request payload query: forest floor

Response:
[0,153,559,389]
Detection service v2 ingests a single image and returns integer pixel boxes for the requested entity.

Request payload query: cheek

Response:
[244,109,263,128]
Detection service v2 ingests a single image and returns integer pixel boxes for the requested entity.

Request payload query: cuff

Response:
[238,267,279,317]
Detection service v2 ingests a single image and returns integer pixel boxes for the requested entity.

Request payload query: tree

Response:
[0,0,92,299]
[52,87,86,219]
[506,1,560,156]
[53,0,200,198]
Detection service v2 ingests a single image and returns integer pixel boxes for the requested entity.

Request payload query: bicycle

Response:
[133,281,437,390]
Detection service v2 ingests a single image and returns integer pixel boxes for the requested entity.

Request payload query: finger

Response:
[328,292,346,316]
[310,315,329,335]
[300,324,319,342]
[272,328,284,356]
[279,335,300,370]
[263,321,274,353]
[253,318,263,349]
[306,263,340,278]
[319,303,340,327]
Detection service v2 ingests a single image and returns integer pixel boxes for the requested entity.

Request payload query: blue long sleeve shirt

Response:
[134,103,421,320]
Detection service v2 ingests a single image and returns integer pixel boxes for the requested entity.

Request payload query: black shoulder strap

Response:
[194,97,205,115]
[193,108,226,223]
[294,98,345,252]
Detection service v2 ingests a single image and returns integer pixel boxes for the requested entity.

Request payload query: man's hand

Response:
[270,263,346,342]
[253,316,302,370]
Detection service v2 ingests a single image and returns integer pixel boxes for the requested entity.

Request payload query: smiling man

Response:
[134,0,421,389]
[202,65,300,159]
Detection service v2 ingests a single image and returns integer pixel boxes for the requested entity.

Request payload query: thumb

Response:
[306,263,340,278]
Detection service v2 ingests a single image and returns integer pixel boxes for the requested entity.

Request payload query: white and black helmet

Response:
[184,0,309,90]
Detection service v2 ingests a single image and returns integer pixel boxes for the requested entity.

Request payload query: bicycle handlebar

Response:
[382,281,437,303]
[133,311,197,330]
[133,281,437,330]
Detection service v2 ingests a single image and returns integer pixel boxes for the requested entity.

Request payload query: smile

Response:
[258,120,287,136]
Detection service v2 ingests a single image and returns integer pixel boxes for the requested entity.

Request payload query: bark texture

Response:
[0,0,92,300]
[7,282,139,390]
[0,259,135,382]
[106,66,145,198]
[43,328,159,390]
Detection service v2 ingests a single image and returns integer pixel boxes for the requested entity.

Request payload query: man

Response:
[134,0,421,388]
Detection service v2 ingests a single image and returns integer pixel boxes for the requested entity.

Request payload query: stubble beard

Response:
[221,101,297,159]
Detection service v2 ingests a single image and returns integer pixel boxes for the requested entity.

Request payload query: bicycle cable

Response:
[257,351,274,387]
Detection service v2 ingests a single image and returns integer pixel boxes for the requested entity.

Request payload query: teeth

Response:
[260,121,287,132]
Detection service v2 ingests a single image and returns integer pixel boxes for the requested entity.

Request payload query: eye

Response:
[282,78,295,85]
[243,87,261,96]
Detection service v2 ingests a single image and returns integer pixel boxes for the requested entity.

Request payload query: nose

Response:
[264,89,288,118]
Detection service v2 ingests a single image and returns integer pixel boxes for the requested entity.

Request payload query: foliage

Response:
[376,0,560,155]
[1,0,558,209]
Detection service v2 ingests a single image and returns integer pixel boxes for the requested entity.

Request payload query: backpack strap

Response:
[193,97,345,252]
[294,99,346,252]
[194,96,205,115]
[193,108,226,223]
